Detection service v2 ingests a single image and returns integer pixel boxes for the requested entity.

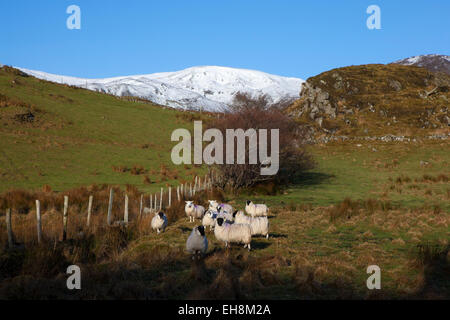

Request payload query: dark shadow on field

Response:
[269,233,287,239]
[415,244,450,299]
[2,223,448,299]
[2,241,449,299]
[178,226,192,233]
[291,172,335,187]
[251,241,271,250]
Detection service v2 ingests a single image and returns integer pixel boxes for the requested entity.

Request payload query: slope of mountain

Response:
[0,65,201,192]
[17,66,304,112]
[392,54,450,75]
[288,64,450,139]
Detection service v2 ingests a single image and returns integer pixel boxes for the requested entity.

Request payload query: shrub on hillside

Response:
[208,93,314,191]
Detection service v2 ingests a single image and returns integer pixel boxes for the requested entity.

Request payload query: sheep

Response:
[208,200,233,214]
[217,206,234,223]
[151,211,168,234]
[186,225,208,258]
[233,210,269,239]
[214,217,252,251]
[202,210,217,231]
[245,200,268,217]
[185,201,206,222]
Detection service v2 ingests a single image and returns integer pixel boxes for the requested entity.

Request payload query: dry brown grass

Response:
[0,189,449,299]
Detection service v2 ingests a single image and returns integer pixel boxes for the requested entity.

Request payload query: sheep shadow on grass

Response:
[178,226,192,233]
[269,233,287,239]
[251,240,271,250]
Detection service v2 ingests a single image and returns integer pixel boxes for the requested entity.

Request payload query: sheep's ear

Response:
[232,210,238,218]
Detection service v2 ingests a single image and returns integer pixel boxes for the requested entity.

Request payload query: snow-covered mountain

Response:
[18,66,304,112]
[392,54,450,75]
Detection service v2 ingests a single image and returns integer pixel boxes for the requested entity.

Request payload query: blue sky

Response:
[1,0,449,79]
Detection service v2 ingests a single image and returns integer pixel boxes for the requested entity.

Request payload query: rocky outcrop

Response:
[288,64,450,138]
[291,82,337,123]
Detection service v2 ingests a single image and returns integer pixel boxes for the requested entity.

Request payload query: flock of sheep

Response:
[148,200,269,258]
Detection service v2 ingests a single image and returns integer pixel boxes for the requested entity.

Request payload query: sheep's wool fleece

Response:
[186,229,208,253]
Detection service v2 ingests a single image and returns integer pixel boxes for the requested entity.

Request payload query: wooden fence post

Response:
[177,186,180,202]
[124,194,129,224]
[63,195,69,241]
[87,195,93,227]
[36,200,42,243]
[107,188,114,226]
[154,194,157,211]
[150,194,153,211]
[193,177,197,195]
[189,183,192,198]
[6,208,14,249]
[180,184,184,198]
[168,187,172,207]
[139,194,143,218]
[160,188,163,210]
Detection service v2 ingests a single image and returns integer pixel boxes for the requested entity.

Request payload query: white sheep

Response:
[233,210,269,239]
[202,210,217,231]
[185,201,206,222]
[245,200,268,217]
[151,211,168,234]
[186,225,208,257]
[217,206,234,223]
[208,200,233,214]
[214,217,252,251]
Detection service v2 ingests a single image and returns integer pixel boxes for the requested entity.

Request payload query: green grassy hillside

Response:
[0,66,448,211]
[0,66,202,192]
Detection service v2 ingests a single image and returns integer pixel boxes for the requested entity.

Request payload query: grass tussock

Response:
[328,198,393,222]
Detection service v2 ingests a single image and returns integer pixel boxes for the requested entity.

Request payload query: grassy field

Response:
[0,189,448,299]
[0,67,449,299]
[0,66,204,193]
[235,140,450,212]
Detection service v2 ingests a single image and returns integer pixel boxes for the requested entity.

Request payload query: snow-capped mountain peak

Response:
[18,66,304,112]
[392,54,450,75]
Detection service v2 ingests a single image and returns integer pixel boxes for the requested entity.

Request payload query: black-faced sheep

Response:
[214,217,252,251]
[151,211,168,234]
[186,225,208,257]
[245,200,268,217]
[185,201,205,222]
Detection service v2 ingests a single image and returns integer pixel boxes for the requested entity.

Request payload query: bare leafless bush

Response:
[209,93,314,192]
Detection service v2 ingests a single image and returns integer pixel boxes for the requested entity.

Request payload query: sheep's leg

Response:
[244,244,247,248]
[266,234,269,239]
[157,228,160,234]
[247,243,251,251]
